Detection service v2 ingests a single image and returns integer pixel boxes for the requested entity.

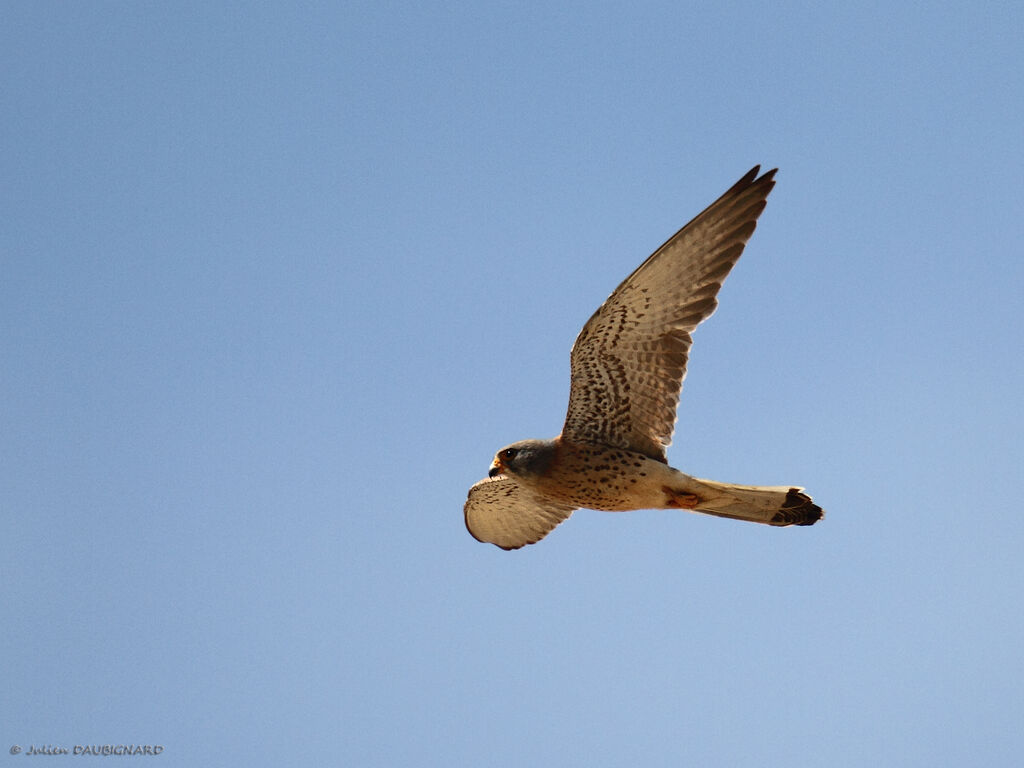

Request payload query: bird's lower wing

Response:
[464,476,577,550]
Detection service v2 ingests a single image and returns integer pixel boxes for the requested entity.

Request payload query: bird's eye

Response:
[502,448,518,461]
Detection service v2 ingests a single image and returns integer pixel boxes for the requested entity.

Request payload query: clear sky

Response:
[3,1,1022,766]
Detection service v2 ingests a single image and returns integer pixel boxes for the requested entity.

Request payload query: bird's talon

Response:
[663,487,701,509]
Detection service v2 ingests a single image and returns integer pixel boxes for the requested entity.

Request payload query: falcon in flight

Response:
[464,166,824,549]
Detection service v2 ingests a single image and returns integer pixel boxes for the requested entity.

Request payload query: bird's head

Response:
[489,439,557,479]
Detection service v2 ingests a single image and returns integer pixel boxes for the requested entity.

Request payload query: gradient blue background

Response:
[3,1,1022,765]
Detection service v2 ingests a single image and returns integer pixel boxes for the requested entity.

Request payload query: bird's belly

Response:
[539,444,697,511]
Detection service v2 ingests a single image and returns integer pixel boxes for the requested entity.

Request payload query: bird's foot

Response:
[662,487,701,509]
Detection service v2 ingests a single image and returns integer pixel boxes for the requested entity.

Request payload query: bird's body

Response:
[464,166,825,550]
[487,437,820,520]
[491,438,680,512]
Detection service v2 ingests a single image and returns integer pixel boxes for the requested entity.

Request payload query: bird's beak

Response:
[488,457,504,478]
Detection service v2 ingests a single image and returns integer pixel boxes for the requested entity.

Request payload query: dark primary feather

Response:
[561,166,777,461]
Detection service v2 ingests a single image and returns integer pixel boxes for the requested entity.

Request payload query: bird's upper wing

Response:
[562,166,777,461]
[464,476,577,550]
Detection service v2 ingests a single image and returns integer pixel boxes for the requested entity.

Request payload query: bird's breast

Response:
[537,441,680,511]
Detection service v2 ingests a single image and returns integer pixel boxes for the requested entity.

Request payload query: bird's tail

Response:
[688,478,824,526]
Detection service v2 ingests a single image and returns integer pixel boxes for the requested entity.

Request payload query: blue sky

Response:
[2,1,1022,765]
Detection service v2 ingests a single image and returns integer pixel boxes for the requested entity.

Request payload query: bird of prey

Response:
[464,166,824,550]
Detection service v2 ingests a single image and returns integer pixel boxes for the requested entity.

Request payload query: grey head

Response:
[488,438,558,479]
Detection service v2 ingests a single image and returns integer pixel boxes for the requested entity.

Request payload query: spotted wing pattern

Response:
[464,476,577,550]
[562,166,777,461]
